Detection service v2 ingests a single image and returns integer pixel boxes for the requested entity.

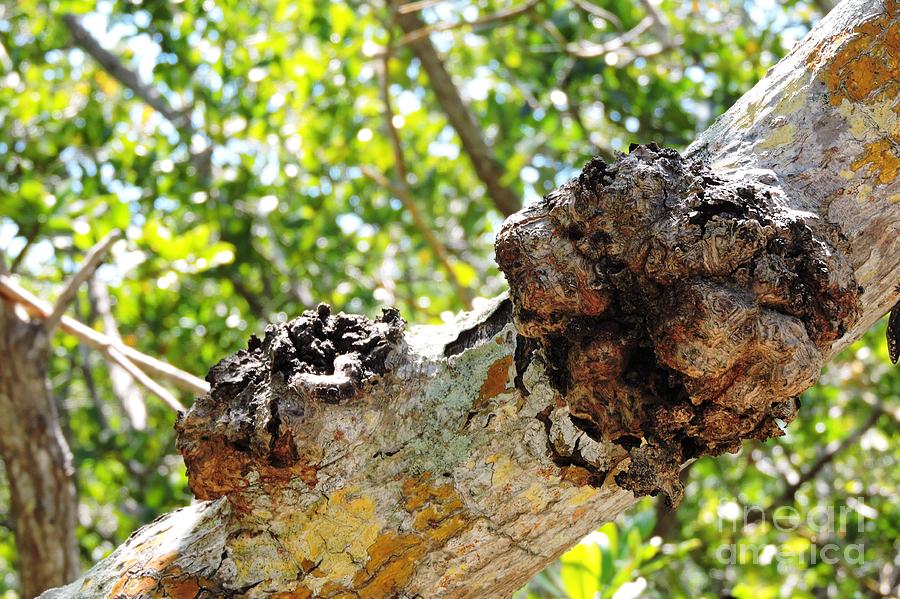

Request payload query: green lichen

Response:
[406,319,516,475]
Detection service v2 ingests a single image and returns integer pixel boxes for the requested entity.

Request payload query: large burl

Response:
[496,144,861,506]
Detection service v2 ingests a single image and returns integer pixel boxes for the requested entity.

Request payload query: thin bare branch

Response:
[9,222,41,274]
[44,230,120,335]
[89,277,148,430]
[62,13,215,176]
[107,346,186,413]
[392,3,522,217]
[227,274,268,320]
[747,406,884,525]
[0,275,209,396]
[565,15,653,58]
[570,0,622,28]
[394,0,540,48]
[257,220,315,309]
[396,0,443,14]
[368,41,472,308]
[529,12,569,49]
[777,406,883,502]
[637,0,673,47]
[78,344,110,432]
[360,165,473,309]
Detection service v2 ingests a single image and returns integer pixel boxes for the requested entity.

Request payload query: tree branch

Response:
[44,231,120,336]
[374,47,473,309]
[36,2,900,597]
[106,346,185,413]
[78,344,110,432]
[62,14,192,130]
[395,0,443,14]
[62,13,213,175]
[564,15,653,58]
[0,275,209,396]
[747,406,884,525]
[360,165,472,308]
[8,222,41,274]
[89,277,148,430]
[392,0,540,48]
[392,3,522,217]
[777,407,883,505]
[570,0,622,28]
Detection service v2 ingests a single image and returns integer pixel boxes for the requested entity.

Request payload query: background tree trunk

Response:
[0,307,80,599]
[40,0,900,597]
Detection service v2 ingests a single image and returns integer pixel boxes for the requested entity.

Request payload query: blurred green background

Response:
[0,0,897,597]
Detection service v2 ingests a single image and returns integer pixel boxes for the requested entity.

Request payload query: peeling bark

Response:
[41,1,900,598]
[0,307,80,598]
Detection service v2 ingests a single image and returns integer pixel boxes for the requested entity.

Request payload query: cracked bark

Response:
[41,0,900,597]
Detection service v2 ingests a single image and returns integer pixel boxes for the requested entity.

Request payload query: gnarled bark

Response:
[41,0,900,597]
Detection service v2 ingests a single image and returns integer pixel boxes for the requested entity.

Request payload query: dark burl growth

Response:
[176,305,405,501]
[496,144,860,506]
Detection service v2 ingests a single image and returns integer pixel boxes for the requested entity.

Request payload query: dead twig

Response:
[393,0,540,48]
[44,230,120,335]
[0,275,209,397]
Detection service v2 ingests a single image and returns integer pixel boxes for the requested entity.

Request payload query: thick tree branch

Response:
[44,231,120,336]
[392,3,522,217]
[1,307,80,597]
[40,1,900,597]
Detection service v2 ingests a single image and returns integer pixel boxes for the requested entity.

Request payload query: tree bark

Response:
[41,0,900,597]
[0,306,80,598]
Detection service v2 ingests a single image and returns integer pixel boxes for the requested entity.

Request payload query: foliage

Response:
[1,0,896,597]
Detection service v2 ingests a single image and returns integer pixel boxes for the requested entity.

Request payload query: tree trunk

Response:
[0,306,80,598]
[41,0,900,597]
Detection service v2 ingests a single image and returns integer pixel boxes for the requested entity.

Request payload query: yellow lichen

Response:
[851,139,900,185]
[485,453,517,486]
[521,483,551,514]
[754,122,797,151]
[809,4,900,107]
[305,488,382,580]
[566,484,599,507]
[228,530,299,585]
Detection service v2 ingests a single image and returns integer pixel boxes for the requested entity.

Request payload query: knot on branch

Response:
[496,143,860,506]
[176,305,405,502]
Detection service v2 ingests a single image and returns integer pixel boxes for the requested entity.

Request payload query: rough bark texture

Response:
[41,0,900,597]
[0,306,80,598]
[496,145,860,507]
